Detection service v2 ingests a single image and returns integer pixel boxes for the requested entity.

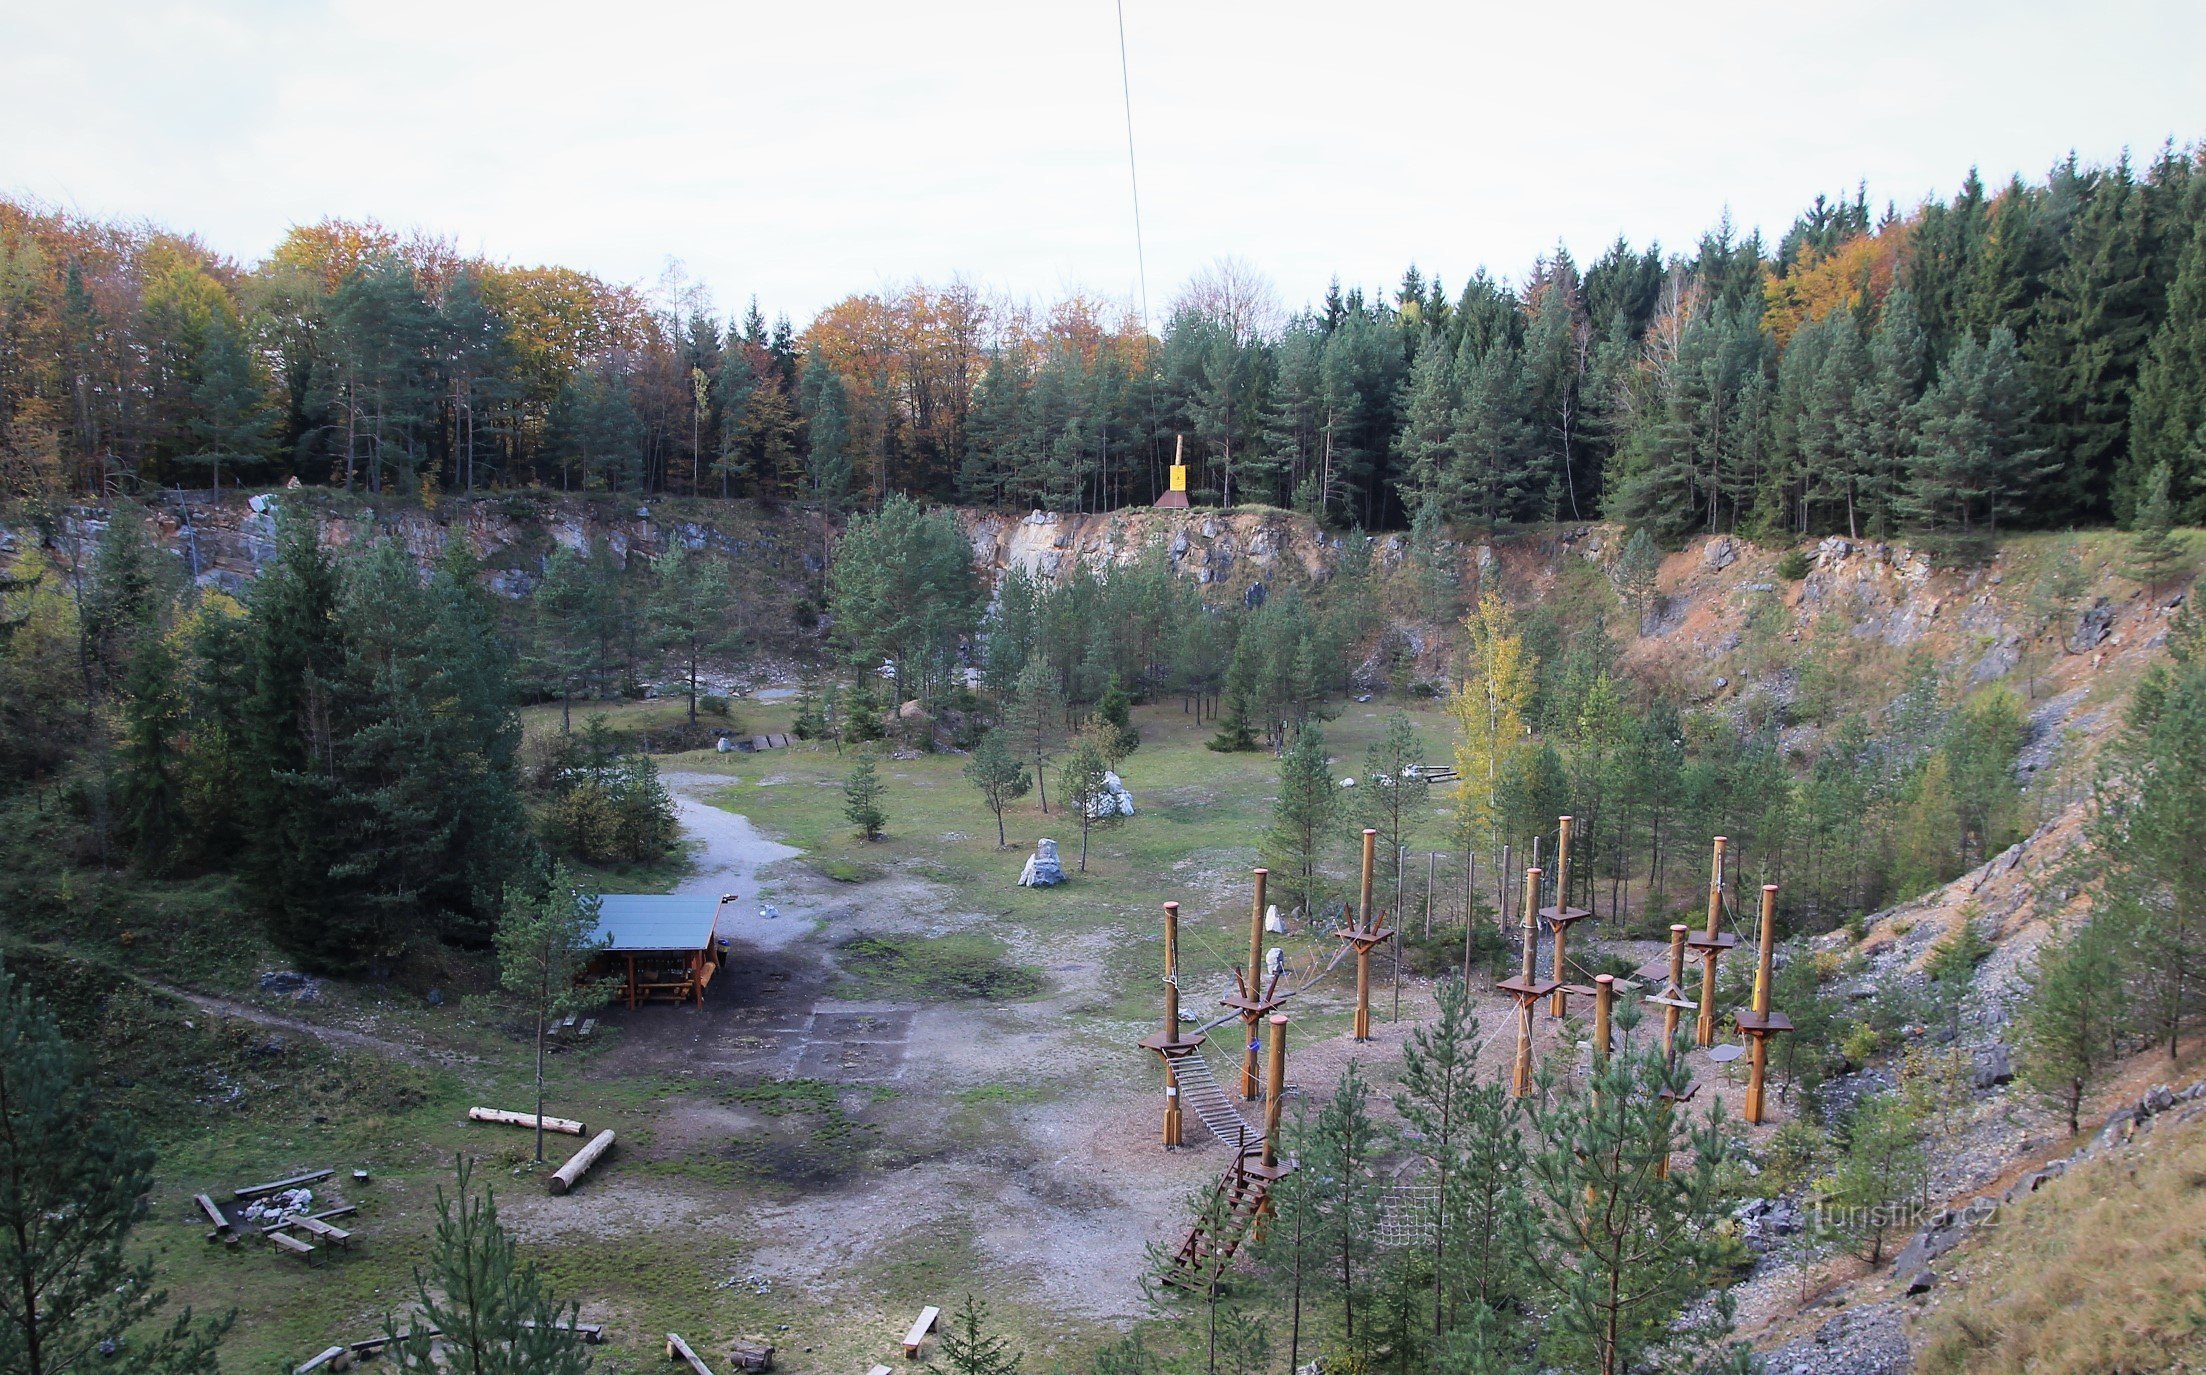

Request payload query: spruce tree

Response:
[2127,216,2206,522]
[924,1296,1023,1375]
[0,967,230,1375]
[117,626,186,870]
[1903,328,2051,553]
[1263,724,1338,913]
[844,754,887,841]
[387,1158,593,1375]
[1613,527,1661,628]
[2123,460,2191,597]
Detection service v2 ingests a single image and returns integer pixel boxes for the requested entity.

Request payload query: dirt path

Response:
[663,771,810,950]
[147,982,468,1067]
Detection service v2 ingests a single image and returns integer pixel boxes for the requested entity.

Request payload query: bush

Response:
[532,717,679,866]
[699,693,730,717]
[1776,548,1813,581]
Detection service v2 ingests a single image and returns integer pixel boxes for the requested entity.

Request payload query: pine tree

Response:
[924,1295,1023,1375]
[1613,527,1661,628]
[2017,915,2128,1134]
[800,356,855,517]
[1903,328,2051,553]
[1305,1061,1386,1352]
[0,966,230,1375]
[1058,733,1116,873]
[1847,288,1930,538]
[1005,654,1063,812]
[1359,711,1430,907]
[1094,674,1139,762]
[495,866,613,1163]
[1263,724,1338,912]
[1521,1002,1736,1375]
[1392,978,1526,1339]
[117,625,186,870]
[962,729,1031,848]
[650,541,739,723]
[844,754,887,841]
[387,1158,593,1375]
[2099,622,2206,1059]
[1817,1092,1926,1264]
[2127,215,2206,522]
[2123,460,2191,597]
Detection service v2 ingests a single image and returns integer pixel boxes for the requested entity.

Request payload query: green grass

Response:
[836,932,1044,1002]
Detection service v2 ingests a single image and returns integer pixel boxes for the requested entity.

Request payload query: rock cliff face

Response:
[961,505,1344,597]
[2,491,827,600]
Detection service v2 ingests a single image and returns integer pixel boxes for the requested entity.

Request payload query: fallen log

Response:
[468,1107,586,1136]
[236,1168,335,1200]
[667,1332,714,1375]
[196,1193,233,1233]
[549,1129,615,1195]
[296,1345,351,1374]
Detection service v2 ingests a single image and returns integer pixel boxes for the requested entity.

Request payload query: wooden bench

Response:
[902,1307,940,1359]
[293,1217,352,1247]
[236,1168,335,1200]
[268,1231,316,1261]
[667,1333,714,1375]
[296,1345,351,1374]
[868,1365,894,1375]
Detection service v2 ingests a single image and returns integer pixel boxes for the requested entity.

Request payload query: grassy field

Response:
[623,692,1474,1018]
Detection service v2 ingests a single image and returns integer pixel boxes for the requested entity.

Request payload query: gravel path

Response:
[663,771,809,950]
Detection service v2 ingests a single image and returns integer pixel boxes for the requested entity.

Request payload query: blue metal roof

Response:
[591,894,723,952]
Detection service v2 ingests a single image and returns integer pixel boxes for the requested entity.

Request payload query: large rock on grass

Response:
[1018,838,1068,887]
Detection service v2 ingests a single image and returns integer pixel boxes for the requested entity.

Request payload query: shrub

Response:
[1776,548,1813,581]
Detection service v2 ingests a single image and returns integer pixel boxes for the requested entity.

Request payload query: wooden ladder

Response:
[1163,1155,1272,1291]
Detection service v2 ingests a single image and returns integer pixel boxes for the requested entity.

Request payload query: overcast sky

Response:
[4,0,2201,326]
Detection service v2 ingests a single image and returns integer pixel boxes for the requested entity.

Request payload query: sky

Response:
[4,0,2202,328]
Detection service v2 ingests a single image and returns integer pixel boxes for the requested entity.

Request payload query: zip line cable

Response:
[1113,0,1169,495]
[1113,0,1153,337]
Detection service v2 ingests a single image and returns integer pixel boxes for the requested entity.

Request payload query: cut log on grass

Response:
[667,1332,715,1375]
[520,1320,605,1343]
[728,1338,774,1371]
[235,1167,335,1200]
[549,1129,615,1195]
[468,1107,586,1136]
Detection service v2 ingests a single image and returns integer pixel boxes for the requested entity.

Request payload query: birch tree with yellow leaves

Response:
[1449,591,1535,866]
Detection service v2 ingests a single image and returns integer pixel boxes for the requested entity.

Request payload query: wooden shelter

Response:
[587,894,733,1009]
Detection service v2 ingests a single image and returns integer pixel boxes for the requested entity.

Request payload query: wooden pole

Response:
[1358,829,1377,930]
[1460,854,1478,985]
[1162,902,1184,1147]
[1354,831,1377,1041]
[1747,884,1778,1125]
[1498,843,1511,937]
[1512,865,1542,1097]
[1696,836,1727,1047]
[1243,871,1268,1101]
[1425,850,1435,939]
[1262,1014,1287,1168]
[1550,815,1575,1017]
[1664,924,1689,1053]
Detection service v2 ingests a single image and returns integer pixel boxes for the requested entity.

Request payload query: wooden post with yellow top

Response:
[1541,815,1594,1018]
[1737,883,1792,1125]
[1156,433,1191,509]
[1496,865,1558,1097]
[1687,836,1738,1047]
[1334,830,1395,1043]
[1138,901,1206,1147]
[1221,869,1285,1100]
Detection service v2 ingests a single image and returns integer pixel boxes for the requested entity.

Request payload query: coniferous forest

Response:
[4,142,2205,541]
